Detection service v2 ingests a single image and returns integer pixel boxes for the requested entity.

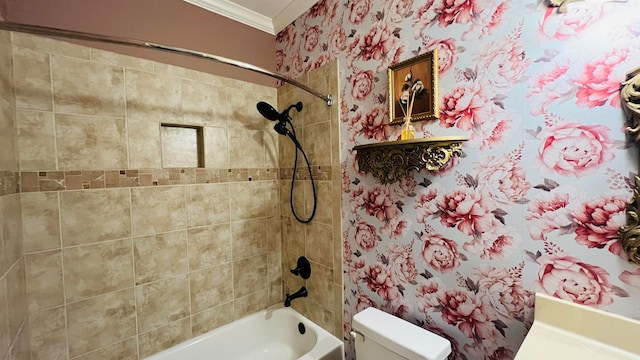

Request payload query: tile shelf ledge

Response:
[353,136,467,184]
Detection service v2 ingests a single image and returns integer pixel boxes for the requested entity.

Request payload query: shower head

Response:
[257,101,304,149]
[257,101,280,121]
[256,101,303,122]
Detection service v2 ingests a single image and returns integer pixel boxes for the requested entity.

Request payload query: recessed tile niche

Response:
[161,124,204,168]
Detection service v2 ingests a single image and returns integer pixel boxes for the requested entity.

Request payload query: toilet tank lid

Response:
[352,307,451,360]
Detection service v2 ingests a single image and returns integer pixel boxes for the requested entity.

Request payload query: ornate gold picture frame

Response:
[388,49,439,125]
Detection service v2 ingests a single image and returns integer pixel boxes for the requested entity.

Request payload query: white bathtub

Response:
[144,305,344,360]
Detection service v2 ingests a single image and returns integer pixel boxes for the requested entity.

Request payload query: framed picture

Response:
[388,49,439,125]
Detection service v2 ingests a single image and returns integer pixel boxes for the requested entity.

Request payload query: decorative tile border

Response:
[15,166,332,193]
[280,165,332,181]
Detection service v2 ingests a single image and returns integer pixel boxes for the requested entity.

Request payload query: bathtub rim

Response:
[143,304,344,360]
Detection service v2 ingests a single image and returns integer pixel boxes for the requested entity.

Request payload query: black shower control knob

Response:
[290,256,311,279]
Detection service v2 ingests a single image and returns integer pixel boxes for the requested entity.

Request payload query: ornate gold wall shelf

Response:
[618,65,640,265]
[353,136,467,184]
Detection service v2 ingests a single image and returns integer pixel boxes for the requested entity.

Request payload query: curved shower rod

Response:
[0,21,333,106]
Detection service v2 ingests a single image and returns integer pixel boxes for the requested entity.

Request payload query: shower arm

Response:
[0,21,333,106]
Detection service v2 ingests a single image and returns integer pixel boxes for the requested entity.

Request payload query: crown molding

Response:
[272,0,318,33]
[183,0,318,35]
[184,0,274,34]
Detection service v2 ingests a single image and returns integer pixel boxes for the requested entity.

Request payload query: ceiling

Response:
[183,0,318,35]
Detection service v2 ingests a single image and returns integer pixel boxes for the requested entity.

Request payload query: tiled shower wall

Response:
[278,62,343,338]
[12,31,284,359]
[1,30,30,360]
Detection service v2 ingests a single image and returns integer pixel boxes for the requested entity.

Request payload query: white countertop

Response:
[515,293,640,360]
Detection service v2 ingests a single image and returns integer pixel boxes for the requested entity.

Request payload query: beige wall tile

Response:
[135,275,189,333]
[131,186,186,236]
[0,275,10,358]
[263,180,279,216]
[51,55,125,117]
[306,263,334,310]
[282,217,305,261]
[306,300,333,336]
[182,80,227,126]
[267,219,283,305]
[16,110,56,170]
[126,70,182,123]
[12,46,52,111]
[0,99,17,172]
[0,219,4,277]
[277,125,296,168]
[306,180,332,225]
[63,239,133,303]
[229,181,265,221]
[228,129,264,169]
[0,31,13,106]
[71,337,136,360]
[60,189,131,247]
[2,194,22,270]
[187,224,232,271]
[189,264,233,313]
[333,283,343,339]
[138,318,191,359]
[233,289,268,320]
[302,121,332,166]
[264,129,279,168]
[6,260,27,341]
[191,302,234,337]
[91,49,155,72]
[152,63,217,84]
[233,254,267,298]
[231,218,267,260]
[306,222,333,268]
[7,321,30,360]
[134,230,188,285]
[127,119,161,169]
[28,306,67,360]
[186,183,229,228]
[11,33,90,59]
[203,126,228,169]
[55,114,127,170]
[226,93,263,130]
[281,180,307,221]
[24,250,64,313]
[66,288,136,358]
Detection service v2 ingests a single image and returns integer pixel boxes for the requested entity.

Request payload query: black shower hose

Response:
[287,124,317,223]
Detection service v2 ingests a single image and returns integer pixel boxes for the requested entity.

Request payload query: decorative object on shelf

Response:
[388,49,439,125]
[353,136,467,184]
[290,256,311,279]
[401,119,416,140]
[618,65,640,265]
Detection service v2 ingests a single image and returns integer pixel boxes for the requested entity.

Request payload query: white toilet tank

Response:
[351,307,451,360]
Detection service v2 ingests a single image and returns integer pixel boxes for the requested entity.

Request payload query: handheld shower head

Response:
[257,101,280,121]
[256,101,303,122]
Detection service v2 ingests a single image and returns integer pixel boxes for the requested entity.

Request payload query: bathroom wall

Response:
[0,30,30,360]
[278,61,343,337]
[3,0,277,87]
[276,1,640,359]
[13,31,282,359]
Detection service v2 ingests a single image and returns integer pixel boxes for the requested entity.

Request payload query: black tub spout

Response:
[284,287,308,307]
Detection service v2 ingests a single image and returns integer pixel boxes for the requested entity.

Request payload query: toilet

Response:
[351,307,451,360]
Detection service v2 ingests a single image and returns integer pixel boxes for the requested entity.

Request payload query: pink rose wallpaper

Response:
[276,0,640,359]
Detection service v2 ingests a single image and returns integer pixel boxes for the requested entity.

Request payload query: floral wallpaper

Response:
[275,1,640,359]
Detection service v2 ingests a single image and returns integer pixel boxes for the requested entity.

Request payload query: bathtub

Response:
[144,305,344,360]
